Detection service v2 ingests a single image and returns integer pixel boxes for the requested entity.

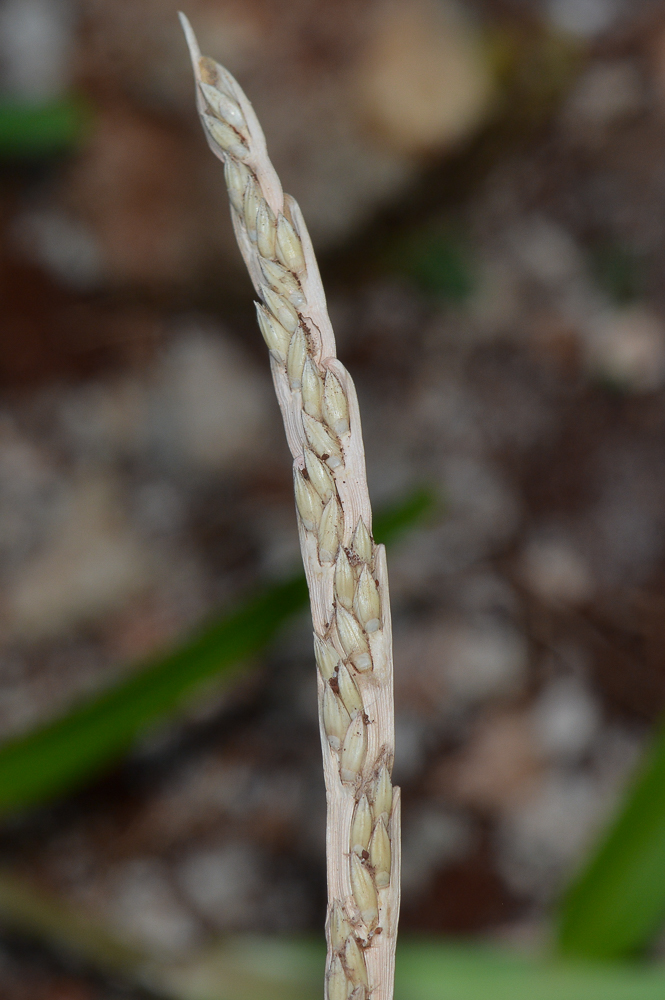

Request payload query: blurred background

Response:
[2,0,665,997]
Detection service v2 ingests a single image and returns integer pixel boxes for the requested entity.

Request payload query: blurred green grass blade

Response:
[164,938,665,1000]
[557,722,665,959]
[0,487,436,815]
[0,97,90,157]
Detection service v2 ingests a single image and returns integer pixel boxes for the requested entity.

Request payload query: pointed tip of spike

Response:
[178,12,200,63]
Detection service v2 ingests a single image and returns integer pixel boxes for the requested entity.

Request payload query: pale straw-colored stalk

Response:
[180,16,400,1000]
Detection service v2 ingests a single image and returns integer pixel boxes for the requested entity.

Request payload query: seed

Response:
[372,765,393,823]
[370,817,391,889]
[304,449,335,504]
[336,606,371,673]
[337,663,363,719]
[314,634,340,681]
[256,199,277,259]
[301,358,324,419]
[352,519,373,564]
[327,955,350,1000]
[350,795,372,855]
[259,258,305,307]
[344,936,368,987]
[334,548,355,611]
[243,174,261,242]
[349,853,378,929]
[329,900,352,953]
[302,413,342,469]
[200,82,247,133]
[255,302,290,362]
[340,712,367,782]
[294,466,323,532]
[224,158,250,213]
[323,370,350,436]
[319,497,342,565]
[276,213,306,273]
[262,285,299,334]
[202,114,249,158]
[323,685,351,751]
[349,987,366,1000]
[353,565,381,633]
[287,327,308,389]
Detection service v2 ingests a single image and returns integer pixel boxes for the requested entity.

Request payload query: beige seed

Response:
[301,357,324,419]
[334,548,355,611]
[259,258,305,307]
[344,936,368,987]
[336,606,371,673]
[327,955,350,1000]
[243,174,261,242]
[304,449,335,504]
[276,213,306,273]
[202,114,249,158]
[329,900,352,953]
[350,795,372,856]
[200,82,246,133]
[349,853,378,929]
[262,285,299,335]
[302,413,342,469]
[224,158,250,214]
[287,327,308,389]
[323,370,350,436]
[338,663,363,719]
[255,302,290,362]
[340,712,367,782]
[352,518,373,564]
[372,765,393,823]
[353,565,381,633]
[319,497,342,565]
[294,467,323,532]
[256,199,277,259]
[314,633,340,681]
[369,817,391,889]
[323,685,351,752]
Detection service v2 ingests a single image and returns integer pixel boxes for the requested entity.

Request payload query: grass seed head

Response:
[255,302,290,361]
[200,81,247,134]
[340,711,367,782]
[302,357,324,419]
[243,173,261,242]
[338,662,363,719]
[327,955,350,1000]
[334,548,356,610]
[314,633,340,681]
[302,412,342,468]
[344,936,368,987]
[372,765,393,823]
[323,685,351,751]
[294,466,323,531]
[319,497,342,564]
[369,817,391,889]
[262,285,299,334]
[350,795,373,855]
[329,900,352,953]
[276,212,306,273]
[353,565,381,632]
[336,606,371,672]
[349,853,378,929]
[224,158,250,213]
[323,370,350,436]
[352,518,373,564]
[287,326,308,389]
[304,449,335,504]
[202,114,249,158]
[256,198,277,259]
